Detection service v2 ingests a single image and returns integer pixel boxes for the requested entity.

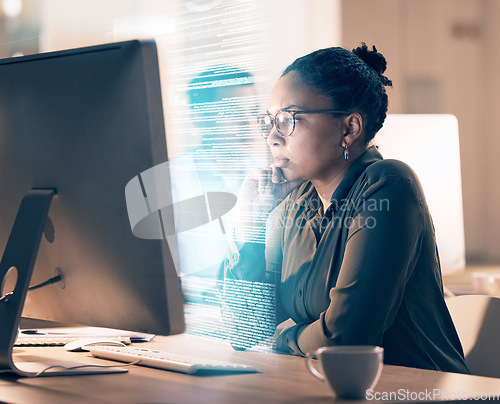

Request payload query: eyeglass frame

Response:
[257,108,351,139]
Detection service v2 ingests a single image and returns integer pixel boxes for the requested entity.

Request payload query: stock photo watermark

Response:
[366,388,500,401]
[280,197,390,232]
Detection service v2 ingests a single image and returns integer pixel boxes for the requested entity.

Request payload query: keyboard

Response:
[87,345,259,375]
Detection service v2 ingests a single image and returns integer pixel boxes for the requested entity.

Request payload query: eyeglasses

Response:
[256,108,350,139]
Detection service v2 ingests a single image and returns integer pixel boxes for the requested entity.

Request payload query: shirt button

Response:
[297,290,302,297]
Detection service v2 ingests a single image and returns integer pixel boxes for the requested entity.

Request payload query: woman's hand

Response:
[235,165,303,243]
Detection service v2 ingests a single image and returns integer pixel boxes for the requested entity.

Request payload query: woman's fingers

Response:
[271,165,285,184]
[242,166,303,207]
[269,164,303,199]
[257,167,272,194]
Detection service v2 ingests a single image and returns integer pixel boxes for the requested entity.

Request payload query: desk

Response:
[2,333,500,403]
[444,265,500,296]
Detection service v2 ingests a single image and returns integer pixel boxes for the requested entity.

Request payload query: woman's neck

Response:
[312,148,363,213]
[313,167,350,213]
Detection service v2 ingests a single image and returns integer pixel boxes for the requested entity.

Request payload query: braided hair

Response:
[282,43,392,144]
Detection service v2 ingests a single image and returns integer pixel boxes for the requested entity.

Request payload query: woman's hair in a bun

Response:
[282,43,392,144]
[352,43,392,87]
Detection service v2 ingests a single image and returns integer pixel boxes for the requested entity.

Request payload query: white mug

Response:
[306,345,384,399]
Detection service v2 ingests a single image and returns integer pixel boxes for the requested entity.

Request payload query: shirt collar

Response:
[294,182,320,218]
[329,146,383,212]
[293,146,383,216]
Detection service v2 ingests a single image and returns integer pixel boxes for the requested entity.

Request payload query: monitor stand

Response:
[0,189,127,377]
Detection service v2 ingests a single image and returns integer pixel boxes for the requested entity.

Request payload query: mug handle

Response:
[305,351,324,381]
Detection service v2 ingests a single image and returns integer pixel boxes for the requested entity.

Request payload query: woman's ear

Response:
[342,113,363,147]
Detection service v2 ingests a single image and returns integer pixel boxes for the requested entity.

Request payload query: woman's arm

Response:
[274,175,424,356]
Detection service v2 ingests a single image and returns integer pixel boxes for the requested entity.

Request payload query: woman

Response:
[220,44,469,373]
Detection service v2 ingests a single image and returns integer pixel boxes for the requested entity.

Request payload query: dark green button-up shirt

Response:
[223,146,469,374]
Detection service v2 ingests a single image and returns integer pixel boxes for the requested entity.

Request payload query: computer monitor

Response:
[0,40,184,376]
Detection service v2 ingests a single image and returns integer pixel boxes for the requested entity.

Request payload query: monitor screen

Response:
[0,40,184,337]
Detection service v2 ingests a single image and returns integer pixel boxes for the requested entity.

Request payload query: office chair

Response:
[446,294,500,378]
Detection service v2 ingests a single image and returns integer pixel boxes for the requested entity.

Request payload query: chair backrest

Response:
[446,294,500,378]
[375,114,466,275]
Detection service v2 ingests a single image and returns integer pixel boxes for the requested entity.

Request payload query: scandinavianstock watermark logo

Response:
[124,162,392,244]
[280,196,390,232]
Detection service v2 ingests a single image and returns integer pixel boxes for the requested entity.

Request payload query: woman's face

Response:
[266,71,347,184]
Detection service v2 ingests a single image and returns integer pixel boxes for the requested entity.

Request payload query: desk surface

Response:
[444,265,500,295]
[2,333,500,403]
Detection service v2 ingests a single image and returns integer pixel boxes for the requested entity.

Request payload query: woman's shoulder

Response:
[365,157,420,184]
[360,157,427,205]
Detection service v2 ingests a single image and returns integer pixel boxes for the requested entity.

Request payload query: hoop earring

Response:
[343,144,349,161]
